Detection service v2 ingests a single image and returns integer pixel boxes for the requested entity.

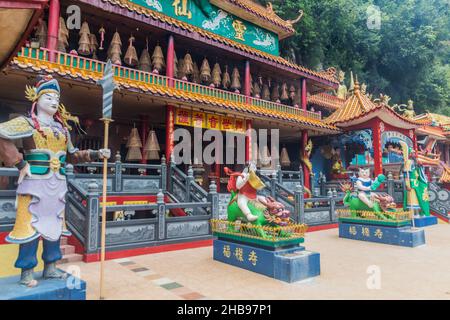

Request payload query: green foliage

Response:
[261,0,450,115]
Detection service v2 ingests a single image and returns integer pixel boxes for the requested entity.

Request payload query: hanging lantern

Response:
[211,63,222,88]
[230,67,241,92]
[126,127,143,161]
[280,83,289,101]
[108,31,122,65]
[200,58,211,83]
[144,129,161,160]
[253,81,261,98]
[178,58,187,80]
[78,21,92,56]
[183,53,194,76]
[57,17,69,53]
[89,34,99,60]
[280,147,291,168]
[222,65,231,89]
[271,83,280,102]
[191,62,200,83]
[152,43,165,73]
[138,38,151,72]
[262,83,270,100]
[124,35,138,66]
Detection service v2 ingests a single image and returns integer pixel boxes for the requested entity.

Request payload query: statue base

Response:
[412,216,438,227]
[0,271,86,300]
[339,221,425,247]
[213,238,320,283]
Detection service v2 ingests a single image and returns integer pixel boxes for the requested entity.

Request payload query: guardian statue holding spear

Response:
[0,75,110,287]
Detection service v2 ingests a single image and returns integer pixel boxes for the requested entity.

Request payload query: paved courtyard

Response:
[60,224,450,300]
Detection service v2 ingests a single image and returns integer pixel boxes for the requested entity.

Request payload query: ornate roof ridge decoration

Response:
[210,0,302,39]
[414,112,450,128]
[308,92,345,110]
[325,80,428,128]
[11,55,340,134]
[96,0,337,86]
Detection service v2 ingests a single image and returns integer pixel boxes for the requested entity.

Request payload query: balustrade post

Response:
[157,190,166,240]
[85,181,100,254]
[208,180,219,220]
[387,171,394,197]
[270,171,277,199]
[329,192,336,223]
[160,155,167,191]
[186,166,194,202]
[113,151,122,192]
[168,156,175,193]
[276,164,282,184]
[295,184,305,224]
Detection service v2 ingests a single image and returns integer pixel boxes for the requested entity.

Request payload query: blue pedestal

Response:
[413,216,438,227]
[0,272,86,300]
[339,221,425,247]
[213,239,320,283]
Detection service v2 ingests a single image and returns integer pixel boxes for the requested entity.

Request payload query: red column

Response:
[300,78,310,193]
[372,120,383,176]
[244,60,251,103]
[301,78,307,112]
[165,106,174,163]
[140,115,148,164]
[47,0,60,62]
[165,35,175,164]
[245,119,252,164]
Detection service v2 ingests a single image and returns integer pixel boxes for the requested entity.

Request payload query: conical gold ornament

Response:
[58,17,69,52]
[200,58,211,83]
[230,67,241,91]
[259,145,271,167]
[124,35,138,66]
[90,34,99,59]
[126,127,143,148]
[126,147,143,161]
[144,130,160,151]
[145,150,160,160]
[222,65,231,89]
[78,21,92,56]
[152,43,165,73]
[108,31,122,65]
[280,83,289,101]
[280,147,291,167]
[271,83,280,102]
[262,83,270,100]
[192,62,200,83]
[183,53,194,76]
[211,63,222,87]
[138,39,151,72]
[253,81,261,98]
[289,84,296,100]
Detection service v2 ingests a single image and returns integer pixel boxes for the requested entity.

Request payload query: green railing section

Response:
[17,47,321,120]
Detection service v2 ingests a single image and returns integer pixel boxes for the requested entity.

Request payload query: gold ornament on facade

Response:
[172,0,192,19]
[232,19,247,41]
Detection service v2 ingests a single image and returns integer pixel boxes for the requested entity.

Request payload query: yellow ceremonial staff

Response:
[97,60,116,299]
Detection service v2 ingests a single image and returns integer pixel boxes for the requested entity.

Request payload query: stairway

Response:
[57,237,83,265]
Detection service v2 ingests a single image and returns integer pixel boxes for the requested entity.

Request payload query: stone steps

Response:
[57,237,83,265]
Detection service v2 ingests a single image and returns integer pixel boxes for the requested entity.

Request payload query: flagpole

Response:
[99,118,111,300]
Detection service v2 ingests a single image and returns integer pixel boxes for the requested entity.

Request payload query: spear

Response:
[97,60,116,300]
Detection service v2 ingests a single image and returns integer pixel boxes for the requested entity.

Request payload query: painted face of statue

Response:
[358,167,370,179]
[36,92,60,117]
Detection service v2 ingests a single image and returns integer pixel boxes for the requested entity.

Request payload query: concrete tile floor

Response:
[59,224,450,300]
